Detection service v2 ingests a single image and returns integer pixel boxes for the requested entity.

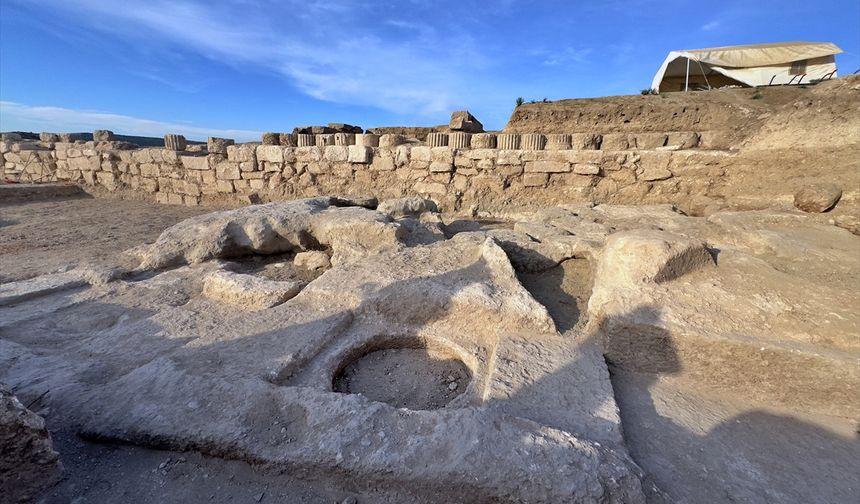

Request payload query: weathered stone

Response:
[377,196,439,217]
[294,251,331,271]
[204,269,302,309]
[215,161,241,180]
[316,134,335,147]
[523,172,549,187]
[594,229,714,285]
[262,132,280,145]
[379,134,407,149]
[257,145,284,163]
[39,132,60,143]
[525,160,570,173]
[426,133,449,147]
[497,134,521,150]
[794,184,842,213]
[279,133,297,147]
[574,163,600,175]
[521,134,546,151]
[471,133,496,149]
[207,137,235,154]
[348,145,372,164]
[164,134,187,151]
[546,134,572,150]
[324,146,349,162]
[296,134,315,147]
[449,110,484,133]
[0,384,63,503]
[354,134,380,147]
[331,133,353,146]
[93,129,114,142]
[59,133,85,142]
[449,132,472,149]
[180,155,210,171]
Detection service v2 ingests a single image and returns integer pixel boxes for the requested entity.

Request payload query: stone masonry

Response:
[2,128,725,213]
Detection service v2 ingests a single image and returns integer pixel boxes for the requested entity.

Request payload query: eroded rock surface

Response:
[1,384,63,502]
[2,197,857,503]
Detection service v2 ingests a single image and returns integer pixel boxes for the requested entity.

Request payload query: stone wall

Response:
[1,131,732,214]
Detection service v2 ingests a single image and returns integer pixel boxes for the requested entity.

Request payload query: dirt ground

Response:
[0,194,208,283]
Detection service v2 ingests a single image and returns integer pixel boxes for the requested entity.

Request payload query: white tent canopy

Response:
[651,41,843,92]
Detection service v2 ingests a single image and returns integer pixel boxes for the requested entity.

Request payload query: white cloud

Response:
[0,101,261,141]
[701,20,721,31]
[22,0,486,116]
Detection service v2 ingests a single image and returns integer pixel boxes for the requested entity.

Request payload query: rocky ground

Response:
[1,191,858,503]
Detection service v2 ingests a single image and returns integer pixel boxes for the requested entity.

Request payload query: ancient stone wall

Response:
[1,131,731,214]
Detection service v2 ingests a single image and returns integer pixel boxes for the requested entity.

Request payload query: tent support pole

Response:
[685,57,690,91]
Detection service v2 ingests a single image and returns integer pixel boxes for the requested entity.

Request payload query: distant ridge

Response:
[1,131,204,147]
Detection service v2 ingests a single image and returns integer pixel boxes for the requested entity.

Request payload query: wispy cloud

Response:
[20,0,487,116]
[0,101,261,141]
[540,47,593,66]
[700,19,721,31]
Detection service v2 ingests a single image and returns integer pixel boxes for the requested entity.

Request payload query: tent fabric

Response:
[651,42,843,91]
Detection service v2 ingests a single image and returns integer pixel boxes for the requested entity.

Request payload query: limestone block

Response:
[354,134,380,147]
[523,173,549,187]
[667,131,700,149]
[371,156,395,171]
[525,160,570,173]
[496,150,522,166]
[426,133,449,147]
[279,133,297,147]
[636,133,669,149]
[410,146,432,163]
[261,132,280,145]
[296,134,315,147]
[130,149,152,163]
[216,180,234,193]
[59,133,85,142]
[294,251,332,271]
[449,110,484,133]
[348,145,372,164]
[521,134,546,151]
[379,134,407,149]
[545,134,572,150]
[164,134,187,151]
[208,137,235,154]
[257,145,284,163]
[180,155,210,171]
[413,181,447,195]
[295,146,322,161]
[93,129,114,142]
[471,133,496,149]
[249,179,265,190]
[601,134,631,151]
[333,133,355,146]
[39,132,60,143]
[569,133,602,150]
[448,132,471,149]
[573,163,600,175]
[430,161,453,173]
[325,146,349,162]
[497,134,521,150]
[316,134,335,147]
[794,184,842,213]
[216,161,241,180]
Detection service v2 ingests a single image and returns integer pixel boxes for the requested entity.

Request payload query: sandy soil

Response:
[333,348,470,410]
[0,195,208,283]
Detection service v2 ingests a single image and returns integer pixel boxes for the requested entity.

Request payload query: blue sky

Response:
[1,0,858,140]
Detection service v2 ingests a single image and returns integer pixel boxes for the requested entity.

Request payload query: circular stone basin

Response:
[332,346,471,410]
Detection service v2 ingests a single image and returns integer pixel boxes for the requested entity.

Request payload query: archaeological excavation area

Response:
[1,79,859,503]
